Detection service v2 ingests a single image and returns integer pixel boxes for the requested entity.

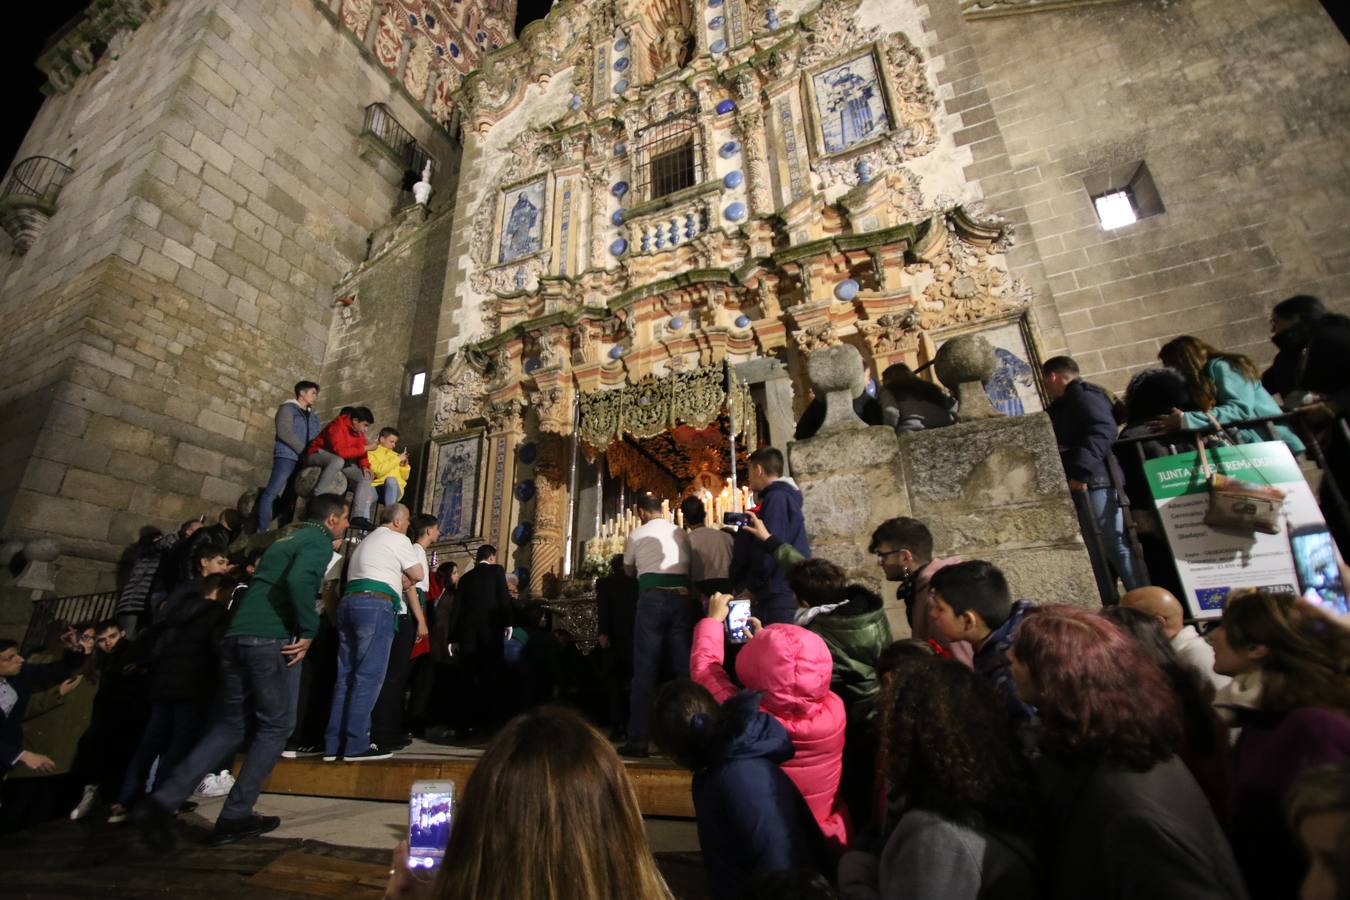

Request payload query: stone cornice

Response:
[960,0,1130,20]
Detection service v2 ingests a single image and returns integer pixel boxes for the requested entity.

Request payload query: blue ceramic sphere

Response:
[669,316,684,330]
[523,357,542,374]
[614,57,629,71]
[724,201,747,221]
[614,78,629,94]
[834,278,860,301]
[722,170,744,189]
[710,38,727,53]
[610,237,629,256]
[709,0,724,7]
[719,140,740,158]
[517,442,538,465]
[512,522,533,545]
[611,181,629,198]
[611,209,626,225]
[614,37,629,50]
[735,314,752,328]
[609,345,625,360]
[514,480,536,501]
[715,98,736,115]
[614,142,627,157]
[710,15,725,28]
[569,94,582,110]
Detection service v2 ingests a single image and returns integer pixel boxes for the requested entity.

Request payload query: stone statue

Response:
[653,24,691,71]
[413,161,433,205]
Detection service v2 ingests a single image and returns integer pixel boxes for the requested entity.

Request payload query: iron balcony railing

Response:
[361,103,436,187]
[21,590,119,654]
[1,155,74,207]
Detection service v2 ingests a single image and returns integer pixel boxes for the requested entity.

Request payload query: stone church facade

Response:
[0,0,1345,624]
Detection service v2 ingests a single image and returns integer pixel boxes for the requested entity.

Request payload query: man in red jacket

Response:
[304,406,377,528]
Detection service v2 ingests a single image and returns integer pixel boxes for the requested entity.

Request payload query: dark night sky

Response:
[5,1,1347,176]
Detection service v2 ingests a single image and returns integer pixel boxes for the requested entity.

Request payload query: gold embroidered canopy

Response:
[577,365,757,452]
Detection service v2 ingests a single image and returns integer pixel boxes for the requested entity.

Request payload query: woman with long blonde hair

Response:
[1155,335,1303,452]
[386,707,672,900]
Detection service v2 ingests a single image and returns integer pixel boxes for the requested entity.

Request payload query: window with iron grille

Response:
[634,113,703,202]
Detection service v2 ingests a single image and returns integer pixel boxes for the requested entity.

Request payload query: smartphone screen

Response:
[408,781,455,870]
[1290,527,1349,616]
[727,599,752,643]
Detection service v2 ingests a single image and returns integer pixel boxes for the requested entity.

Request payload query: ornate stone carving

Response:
[735,110,774,214]
[858,311,922,357]
[486,397,525,433]
[793,323,841,358]
[484,252,551,295]
[586,168,609,270]
[430,350,490,436]
[907,217,1031,330]
[799,0,879,68]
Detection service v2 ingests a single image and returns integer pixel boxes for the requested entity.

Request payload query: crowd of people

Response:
[3,299,1350,899]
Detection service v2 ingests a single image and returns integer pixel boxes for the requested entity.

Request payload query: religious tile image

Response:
[497,177,546,264]
[812,51,891,155]
[427,431,483,542]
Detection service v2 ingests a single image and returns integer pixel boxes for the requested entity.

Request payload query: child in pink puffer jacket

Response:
[690,595,851,852]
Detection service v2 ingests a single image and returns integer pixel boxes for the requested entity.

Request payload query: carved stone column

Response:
[528,431,570,598]
[485,398,525,554]
[735,109,773,215]
[586,169,609,271]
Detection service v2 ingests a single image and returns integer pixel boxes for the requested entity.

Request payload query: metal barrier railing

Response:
[361,103,436,186]
[1,155,74,206]
[20,590,119,654]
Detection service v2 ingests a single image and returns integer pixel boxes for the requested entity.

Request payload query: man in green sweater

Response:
[135,493,349,850]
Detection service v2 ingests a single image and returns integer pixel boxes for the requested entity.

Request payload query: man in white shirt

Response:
[1121,586,1231,691]
[680,495,734,598]
[620,492,694,758]
[323,503,424,762]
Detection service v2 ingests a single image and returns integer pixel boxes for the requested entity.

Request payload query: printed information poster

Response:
[1144,441,1322,620]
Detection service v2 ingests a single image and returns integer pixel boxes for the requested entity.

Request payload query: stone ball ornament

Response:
[934,334,1002,420]
[805,344,870,435]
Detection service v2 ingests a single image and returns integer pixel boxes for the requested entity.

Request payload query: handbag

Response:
[1195,417,1286,535]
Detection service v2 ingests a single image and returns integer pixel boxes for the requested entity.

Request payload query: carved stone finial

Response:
[806,344,868,436]
[934,335,1001,420]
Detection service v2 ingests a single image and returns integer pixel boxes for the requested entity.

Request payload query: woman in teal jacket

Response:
[1156,335,1304,453]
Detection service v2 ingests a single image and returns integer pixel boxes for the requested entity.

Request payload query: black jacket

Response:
[595,570,638,665]
[450,563,512,654]
[1037,755,1248,900]
[1047,379,1122,489]
[730,479,810,608]
[1261,321,1317,399]
[0,651,84,773]
[144,592,231,702]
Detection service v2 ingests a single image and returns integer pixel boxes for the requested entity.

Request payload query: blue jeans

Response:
[1073,487,1144,604]
[306,450,376,520]
[325,593,396,756]
[257,456,299,532]
[148,637,300,822]
[378,479,400,508]
[627,589,698,746]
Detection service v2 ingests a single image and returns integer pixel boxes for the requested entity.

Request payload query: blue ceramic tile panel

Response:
[812,51,891,154]
[498,177,547,264]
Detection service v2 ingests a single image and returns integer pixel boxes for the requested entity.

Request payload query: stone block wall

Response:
[952,0,1350,389]
[320,206,459,502]
[0,0,459,615]
[790,414,1095,638]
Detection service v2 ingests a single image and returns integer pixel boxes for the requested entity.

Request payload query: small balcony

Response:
[0,155,73,255]
[628,193,715,256]
[359,102,437,196]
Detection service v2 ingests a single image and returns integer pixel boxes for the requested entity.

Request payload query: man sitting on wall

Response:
[304,406,376,529]
[257,380,321,533]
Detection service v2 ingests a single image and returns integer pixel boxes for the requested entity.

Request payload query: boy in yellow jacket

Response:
[367,427,411,510]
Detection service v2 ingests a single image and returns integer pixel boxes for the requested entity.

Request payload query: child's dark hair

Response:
[876,638,937,681]
[787,558,847,608]
[652,679,723,771]
[928,560,1013,628]
[201,573,239,601]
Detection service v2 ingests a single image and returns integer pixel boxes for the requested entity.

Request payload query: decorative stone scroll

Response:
[430,350,490,436]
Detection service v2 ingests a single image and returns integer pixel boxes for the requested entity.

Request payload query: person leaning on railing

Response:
[1154,335,1304,454]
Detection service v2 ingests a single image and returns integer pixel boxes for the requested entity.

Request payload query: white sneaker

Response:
[69,784,98,820]
[193,770,234,799]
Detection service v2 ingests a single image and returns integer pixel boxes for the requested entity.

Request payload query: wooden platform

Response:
[256,739,695,818]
